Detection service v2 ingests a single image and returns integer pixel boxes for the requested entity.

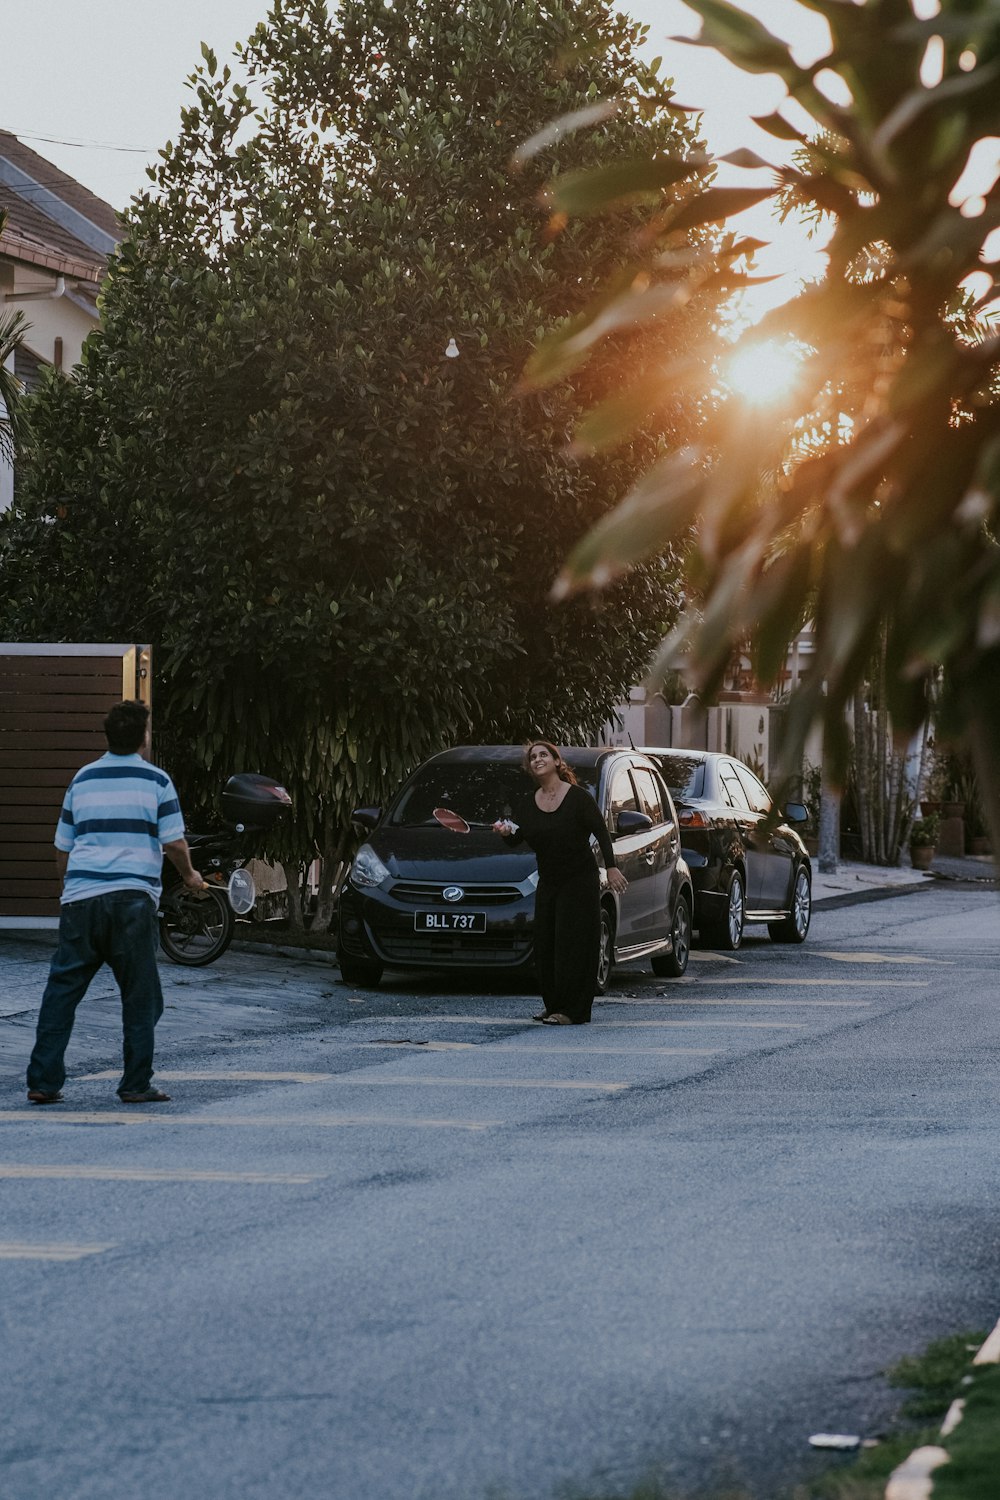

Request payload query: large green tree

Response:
[0,0,722,902]
[527,0,1000,852]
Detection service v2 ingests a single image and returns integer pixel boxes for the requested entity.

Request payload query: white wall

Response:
[15,291,96,372]
[0,259,101,513]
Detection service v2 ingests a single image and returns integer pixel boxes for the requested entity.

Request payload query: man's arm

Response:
[163,838,209,890]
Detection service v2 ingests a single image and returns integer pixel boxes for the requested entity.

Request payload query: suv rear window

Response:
[652,755,705,799]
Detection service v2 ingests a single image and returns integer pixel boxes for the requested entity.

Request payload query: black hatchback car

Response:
[337,746,694,989]
[639,748,811,950]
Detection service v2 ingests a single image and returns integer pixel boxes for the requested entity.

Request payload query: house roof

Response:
[0,130,120,288]
[0,132,120,241]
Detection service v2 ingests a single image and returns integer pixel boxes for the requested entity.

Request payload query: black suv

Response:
[639,748,811,950]
[337,745,694,988]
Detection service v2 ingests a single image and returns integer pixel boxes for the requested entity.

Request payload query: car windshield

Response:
[388,759,597,828]
[654,756,705,799]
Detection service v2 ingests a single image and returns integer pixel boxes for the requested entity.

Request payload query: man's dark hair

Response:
[104,700,150,755]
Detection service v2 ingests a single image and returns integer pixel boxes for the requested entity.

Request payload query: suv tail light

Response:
[678,809,710,828]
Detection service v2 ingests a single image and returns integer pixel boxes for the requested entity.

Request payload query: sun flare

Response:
[724,339,804,408]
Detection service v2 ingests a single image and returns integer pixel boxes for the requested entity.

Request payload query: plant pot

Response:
[909,844,935,871]
[920,800,943,817]
[941,801,965,820]
[969,836,991,857]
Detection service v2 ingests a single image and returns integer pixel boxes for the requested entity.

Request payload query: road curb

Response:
[812,882,934,912]
[885,1316,1000,1498]
[231,939,341,968]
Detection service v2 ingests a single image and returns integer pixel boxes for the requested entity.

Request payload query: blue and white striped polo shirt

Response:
[54,753,186,906]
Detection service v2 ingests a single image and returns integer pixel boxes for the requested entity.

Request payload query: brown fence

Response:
[0,645,151,926]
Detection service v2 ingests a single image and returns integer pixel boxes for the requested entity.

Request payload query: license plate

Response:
[415,910,487,933]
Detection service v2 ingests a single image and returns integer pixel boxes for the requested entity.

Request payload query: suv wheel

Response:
[596,905,615,994]
[768,866,811,944]
[704,870,745,951]
[651,895,691,978]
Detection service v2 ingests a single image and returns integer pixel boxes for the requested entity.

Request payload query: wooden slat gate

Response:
[0,644,151,927]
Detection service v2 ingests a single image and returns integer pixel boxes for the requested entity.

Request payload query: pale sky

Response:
[3,1,831,318]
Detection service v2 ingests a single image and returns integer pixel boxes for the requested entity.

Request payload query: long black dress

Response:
[505,784,617,1023]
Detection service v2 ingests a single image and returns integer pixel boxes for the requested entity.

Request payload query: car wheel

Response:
[595,905,615,994]
[703,869,745,951]
[769,865,811,944]
[651,895,691,979]
[338,951,384,986]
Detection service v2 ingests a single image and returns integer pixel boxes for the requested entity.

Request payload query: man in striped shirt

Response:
[26,699,206,1105]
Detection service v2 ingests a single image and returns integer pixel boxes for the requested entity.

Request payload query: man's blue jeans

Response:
[27,891,164,1098]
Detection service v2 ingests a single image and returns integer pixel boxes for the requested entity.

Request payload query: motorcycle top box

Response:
[221,773,292,830]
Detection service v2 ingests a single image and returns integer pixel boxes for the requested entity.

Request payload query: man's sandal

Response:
[118,1087,171,1104]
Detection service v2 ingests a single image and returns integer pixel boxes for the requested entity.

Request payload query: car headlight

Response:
[526,869,539,890]
[350,843,390,889]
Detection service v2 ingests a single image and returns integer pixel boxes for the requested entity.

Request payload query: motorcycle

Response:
[158,773,292,967]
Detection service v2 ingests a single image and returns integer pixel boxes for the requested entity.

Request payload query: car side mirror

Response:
[616,809,654,835]
[350,806,382,832]
[784,802,808,825]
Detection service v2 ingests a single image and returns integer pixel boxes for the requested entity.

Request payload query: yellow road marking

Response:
[599,996,869,1008]
[357,1041,478,1051]
[354,1040,719,1056]
[687,951,742,965]
[592,1019,805,1029]
[387,1015,805,1028]
[79,1070,332,1083]
[812,952,949,966]
[491,1045,721,1056]
[706,977,928,988]
[0,1164,322,1183]
[0,1242,115,1261]
[0,1112,494,1132]
[599,997,871,1008]
[333,1075,629,1092]
[0,1112,147,1125]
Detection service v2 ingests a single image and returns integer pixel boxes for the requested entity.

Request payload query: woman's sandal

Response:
[541,1013,573,1025]
[532,1011,550,1022]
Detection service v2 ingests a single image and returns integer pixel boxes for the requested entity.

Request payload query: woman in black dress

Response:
[493,741,627,1025]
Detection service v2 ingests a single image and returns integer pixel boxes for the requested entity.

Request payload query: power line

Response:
[1,176,138,196]
[0,127,153,155]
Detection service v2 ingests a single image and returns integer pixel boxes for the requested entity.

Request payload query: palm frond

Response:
[0,306,27,466]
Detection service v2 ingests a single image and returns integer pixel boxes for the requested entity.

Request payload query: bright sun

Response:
[724,339,804,407]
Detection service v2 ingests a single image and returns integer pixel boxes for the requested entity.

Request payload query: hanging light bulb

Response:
[444,337,460,358]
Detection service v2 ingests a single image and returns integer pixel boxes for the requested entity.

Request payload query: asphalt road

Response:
[1,883,999,1500]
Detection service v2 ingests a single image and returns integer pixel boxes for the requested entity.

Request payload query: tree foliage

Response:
[526,0,1000,846]
[0,0,723,875]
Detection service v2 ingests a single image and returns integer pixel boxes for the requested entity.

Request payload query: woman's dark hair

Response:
[104,699,150,755]
[522,740,577,785]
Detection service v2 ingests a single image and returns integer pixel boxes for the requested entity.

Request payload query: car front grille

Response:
[377,933,533,965]
[389,881,524,906]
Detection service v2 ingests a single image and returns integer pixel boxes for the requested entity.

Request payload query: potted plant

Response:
[952,767,991,855]
[909,814,939,871]
[919,738,949,816]
[940,755,968,820]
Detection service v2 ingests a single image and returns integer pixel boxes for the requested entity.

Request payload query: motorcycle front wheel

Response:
[159,886,234,966]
